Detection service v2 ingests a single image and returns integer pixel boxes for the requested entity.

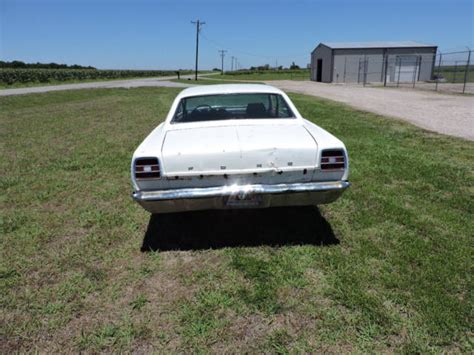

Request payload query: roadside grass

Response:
[219,70,310,81]
[171,78,263,85]
[1,87,472,352]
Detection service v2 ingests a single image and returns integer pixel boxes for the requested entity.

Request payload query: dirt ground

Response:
[270,80,474,141]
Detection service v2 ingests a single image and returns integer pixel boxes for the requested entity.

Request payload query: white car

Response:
[131,84,349,213]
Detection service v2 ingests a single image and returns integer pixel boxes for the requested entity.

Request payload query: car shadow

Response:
[141,206,339,251]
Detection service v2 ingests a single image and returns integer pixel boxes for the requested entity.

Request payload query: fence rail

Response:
[332,49,472,94]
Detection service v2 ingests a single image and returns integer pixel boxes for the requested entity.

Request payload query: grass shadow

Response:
[141,206,339,251]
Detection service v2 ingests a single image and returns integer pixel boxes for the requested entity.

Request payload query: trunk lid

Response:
[161,123,318,176]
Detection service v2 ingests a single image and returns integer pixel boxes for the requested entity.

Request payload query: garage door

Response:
[394,56,420,82]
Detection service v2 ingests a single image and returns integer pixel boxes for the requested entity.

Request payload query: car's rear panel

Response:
[131,86,349,213]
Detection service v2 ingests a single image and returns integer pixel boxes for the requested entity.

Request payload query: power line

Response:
[200,32,271,59]
[200,31,311,61]
[218,50,227,74]
[199,29,312,69]
[191,19,205,80]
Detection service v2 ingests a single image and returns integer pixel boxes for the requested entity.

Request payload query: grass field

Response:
[436,66,473,83]
[1,87,472,352]
[219,70,310,81]
[170,78,259,85]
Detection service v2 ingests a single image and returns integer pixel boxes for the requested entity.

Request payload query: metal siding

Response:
[321,41,436,49]
[386,47,436,81]
[311,45,437,83]
[311,45,333,82]
[332,49,383,83]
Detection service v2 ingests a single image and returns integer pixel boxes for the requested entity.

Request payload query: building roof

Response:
[178,84,282,98]
[319,41,436,49]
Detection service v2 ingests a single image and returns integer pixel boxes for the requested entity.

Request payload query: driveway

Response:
[269,81,474,141]
[0,75,194,96]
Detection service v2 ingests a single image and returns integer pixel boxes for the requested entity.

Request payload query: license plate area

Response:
[226,193,262,207]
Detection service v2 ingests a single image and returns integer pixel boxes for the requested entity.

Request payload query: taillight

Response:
[321,150,345,170]
[135,158,161,179]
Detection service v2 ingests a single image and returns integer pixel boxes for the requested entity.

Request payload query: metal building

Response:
[310,41,437,84]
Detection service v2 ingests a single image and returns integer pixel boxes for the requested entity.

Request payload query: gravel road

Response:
[269,81,474,141]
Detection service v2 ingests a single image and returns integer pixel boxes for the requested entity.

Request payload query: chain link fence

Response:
[334,50,472,94]
[432,50,472,94]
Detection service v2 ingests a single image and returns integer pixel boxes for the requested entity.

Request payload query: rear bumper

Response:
[132,181,350,214]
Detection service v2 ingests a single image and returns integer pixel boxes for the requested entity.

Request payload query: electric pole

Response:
[191,19,205,81]
[231,56,235,71]
[219,50,227,74]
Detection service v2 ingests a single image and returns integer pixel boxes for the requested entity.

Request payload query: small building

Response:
[310,41,437,83]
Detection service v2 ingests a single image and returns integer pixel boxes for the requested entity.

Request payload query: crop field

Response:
[0,68,192,88]
[1,88,472,352]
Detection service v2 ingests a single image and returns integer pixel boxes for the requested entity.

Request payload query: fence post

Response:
[363,57,368,87]
[453,61,458,83]
[463,50,471,94]
[412,57,416,88]
[383,52,388,87]
[343,57,347,83]
[397,57,401,87]
[435,53,442,91]
[412,56,420,88]
[357,58,361,84]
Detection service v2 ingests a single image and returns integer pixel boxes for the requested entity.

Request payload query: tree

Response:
[290,61,300,70]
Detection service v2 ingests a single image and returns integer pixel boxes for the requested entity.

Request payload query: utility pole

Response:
[219,49,227,74]
[191,19,205,81]
[231,56,235,71]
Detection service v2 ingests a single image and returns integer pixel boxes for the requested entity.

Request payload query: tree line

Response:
[0,60,96,70]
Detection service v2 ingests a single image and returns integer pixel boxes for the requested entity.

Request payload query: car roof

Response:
[177,83,284,98]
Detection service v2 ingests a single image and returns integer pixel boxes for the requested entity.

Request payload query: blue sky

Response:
[1,0,473,70]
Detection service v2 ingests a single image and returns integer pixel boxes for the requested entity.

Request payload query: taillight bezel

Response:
[134,157,161,179]
[320,149,346,171]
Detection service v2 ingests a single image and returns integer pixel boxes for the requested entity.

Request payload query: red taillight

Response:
[321,150,345,170]
[135,158,161,179]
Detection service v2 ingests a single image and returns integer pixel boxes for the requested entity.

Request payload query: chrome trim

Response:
[132,181,350,214]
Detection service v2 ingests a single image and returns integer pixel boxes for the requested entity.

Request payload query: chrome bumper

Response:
[132,181,350,214]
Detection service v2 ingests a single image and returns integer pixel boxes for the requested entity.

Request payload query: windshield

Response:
[172,93,295,123]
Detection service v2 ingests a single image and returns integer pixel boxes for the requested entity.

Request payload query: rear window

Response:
[172,93,295,123]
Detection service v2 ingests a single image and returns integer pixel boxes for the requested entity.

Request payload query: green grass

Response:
[170,78,261,85]
[436,66,473,83]
[1,87,472,352]
[219,70,310,81]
